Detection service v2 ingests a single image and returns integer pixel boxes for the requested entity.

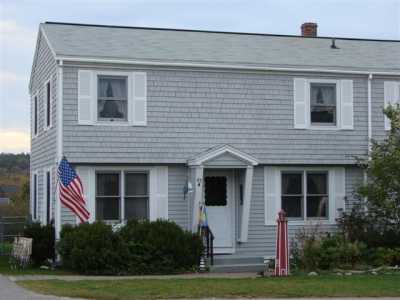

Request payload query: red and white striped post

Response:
[274,209,289,276]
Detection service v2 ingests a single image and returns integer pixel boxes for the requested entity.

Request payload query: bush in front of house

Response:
[58,222,128,275]
[119,219,204,274]
[291,230,366,271]
[58,220,203,275]
[23,222,55,265]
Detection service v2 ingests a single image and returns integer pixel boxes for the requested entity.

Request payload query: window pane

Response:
[98,100,127,120]
[34,97,38,135]
[125,197,148,220]
[310,83,336,124]
[307,173,327,194]
[205,176,227,206]
[46,171,51,224]
[282,173,302,195]
[46,82,51,126]
[96,197,120,220]
[125,173,148,196]
[98,76,127,98]
[307,196,328,218]
[282,196,303,218]
[98,76,127,120]
[96,173,119,196]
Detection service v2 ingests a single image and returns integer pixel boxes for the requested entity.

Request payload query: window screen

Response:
[97,75,128,121]
[96,173,120,220]
[310,83,336,125]
[306,172,328,218]
[281,173,303,218]
[125,172,149,220]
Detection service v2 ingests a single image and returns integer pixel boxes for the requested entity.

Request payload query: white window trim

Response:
[276,166,334,226]
[43,167,52,225]
[32,91,39,138]
[93,70,133,125]
[43,78,52,131]
[31,171,39,221]
[92,166,157,223]
[307,79,341,130]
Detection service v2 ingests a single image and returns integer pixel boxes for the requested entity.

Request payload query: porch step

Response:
[210,255,265,273]
[210,263,265,273]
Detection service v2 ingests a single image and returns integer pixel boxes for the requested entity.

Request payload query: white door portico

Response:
[188,145,259,253]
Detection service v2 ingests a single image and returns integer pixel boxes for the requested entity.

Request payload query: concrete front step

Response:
[210,255,265,273]
[210,263,265,273]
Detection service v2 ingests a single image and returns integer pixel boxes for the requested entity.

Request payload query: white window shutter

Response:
[75,166,94,223]
[264,167,280,225]
[384,81,399,130]
[340,80,354,130]
[78,70,94,125]
[132,72,147,126]
[294,78,307,129]
[330,168,346,223]
[149,167,168,221]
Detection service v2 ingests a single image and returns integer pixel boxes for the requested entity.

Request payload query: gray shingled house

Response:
[29,22,400,271]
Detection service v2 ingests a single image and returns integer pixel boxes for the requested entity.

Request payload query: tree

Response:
[342,105,400,247]
[359,105,400,226]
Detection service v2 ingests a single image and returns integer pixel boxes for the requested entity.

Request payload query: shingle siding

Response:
[30,32,58,223]
[166,165,362,257]
[62,65,381,165]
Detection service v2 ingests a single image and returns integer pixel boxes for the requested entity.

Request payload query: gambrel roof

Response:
[40,22,400,74]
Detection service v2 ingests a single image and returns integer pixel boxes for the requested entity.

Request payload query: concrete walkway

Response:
[0,275,86,300]
[9,272,258,281]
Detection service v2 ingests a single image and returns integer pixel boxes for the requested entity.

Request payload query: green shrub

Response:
[23,222,55,265]
[292,231,366,271]
[58,222,128,275]
[58,220,203,275]
[119,219,203,274]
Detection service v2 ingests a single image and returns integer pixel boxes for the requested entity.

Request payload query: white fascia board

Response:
[188,145,259,166]
[56,55,400,76]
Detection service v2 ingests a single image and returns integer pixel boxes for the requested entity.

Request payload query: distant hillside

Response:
[0,153,30,174]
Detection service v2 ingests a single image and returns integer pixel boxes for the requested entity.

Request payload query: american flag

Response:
[57,157,90,223]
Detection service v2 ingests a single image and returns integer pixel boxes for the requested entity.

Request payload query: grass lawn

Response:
[19,274,400,299]
[0,256,72,276]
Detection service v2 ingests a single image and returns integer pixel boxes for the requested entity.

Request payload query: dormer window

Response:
[97,75,128,121]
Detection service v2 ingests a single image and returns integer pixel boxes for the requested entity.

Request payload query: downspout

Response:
[55,59,63,240]
[363,73,373,202]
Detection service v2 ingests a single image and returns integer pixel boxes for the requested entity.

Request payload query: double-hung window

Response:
[44,80,51,129]
[45,170,51,224]
[97,75,128,122]
[310,82,337,126]
[33,172,38,220]
[281,171,328,220]
[33,95,38,136]
[96,171,149,221]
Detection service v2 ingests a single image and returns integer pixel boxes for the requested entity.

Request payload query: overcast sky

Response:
[0,0,399,153]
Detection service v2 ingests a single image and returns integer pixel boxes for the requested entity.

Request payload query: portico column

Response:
[192,165,204,232]
[239,165,254,242]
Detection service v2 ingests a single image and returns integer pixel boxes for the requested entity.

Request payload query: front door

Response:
[204,170,234,253]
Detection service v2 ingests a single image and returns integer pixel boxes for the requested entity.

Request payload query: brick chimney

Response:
[301,22,317,37]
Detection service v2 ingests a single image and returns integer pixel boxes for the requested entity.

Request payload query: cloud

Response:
[0,71,27,84]
[0,20,36,49]
[0,130,30,153]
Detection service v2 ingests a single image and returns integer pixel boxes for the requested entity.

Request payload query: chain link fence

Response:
[0,216,28,256]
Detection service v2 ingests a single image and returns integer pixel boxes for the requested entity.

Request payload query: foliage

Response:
[58,222,127,275]
[355,105,400,239]
[291,229,366,271]
[23,222,55,266]
[58,220,203,275]
[0,153,30,173]
[119,219,204,274]
[0,180,30,217]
